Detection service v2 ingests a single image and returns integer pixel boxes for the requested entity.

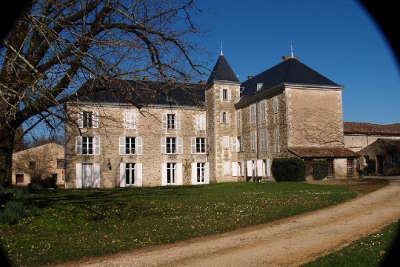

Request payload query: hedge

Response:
[313,160,329,180]
[271,158,306,182]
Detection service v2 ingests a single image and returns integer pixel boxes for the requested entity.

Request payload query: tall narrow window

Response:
[237,110,241,128]
[167,114,175,129]
[250,104,256,124]
[260,100,267,122]
[347,159,354,177]
[82,136,94,155]
[238,136,243,152]
[274,127,279,153]
[125,163,136,186]
[273,96,278,114]
[221,111,229,124]
[197,162,205,183]
[167,163,176,184]
[83,111,93,128]
[251,131,257,151]
[166,137,176,154]
[257,83,263,91]
[125,137,136,154]
[222,88,228,101]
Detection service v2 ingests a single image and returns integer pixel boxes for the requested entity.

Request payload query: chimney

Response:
[248,75,253,80]
[143,76,149,81]
[282,56,290,61]
[199,80,206,85]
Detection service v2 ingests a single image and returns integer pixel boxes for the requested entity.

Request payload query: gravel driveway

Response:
[57,180,400,267]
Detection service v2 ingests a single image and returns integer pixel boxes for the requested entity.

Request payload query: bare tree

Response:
[0,0,205,186]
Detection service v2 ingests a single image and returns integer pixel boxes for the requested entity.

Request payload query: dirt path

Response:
[58,181,400,267]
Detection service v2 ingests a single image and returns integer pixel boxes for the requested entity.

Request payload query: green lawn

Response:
[0,182,357,266]
[303,220,399,267]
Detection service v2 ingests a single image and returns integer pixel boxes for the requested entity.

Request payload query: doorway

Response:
[376,155,384,175]
[82,163,94,188]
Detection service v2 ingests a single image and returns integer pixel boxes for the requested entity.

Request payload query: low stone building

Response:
[64,53,358,188]
[344,122,400,152]
[12,142,65,186]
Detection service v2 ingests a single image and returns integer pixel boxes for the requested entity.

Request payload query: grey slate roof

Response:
[74,79,205,108]
[206,55,240,86]
[241,57,340,97]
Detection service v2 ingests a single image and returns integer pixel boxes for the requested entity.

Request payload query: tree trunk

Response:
[0,125,15,187]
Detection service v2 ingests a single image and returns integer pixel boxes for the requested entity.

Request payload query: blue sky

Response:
[195,0,400,124]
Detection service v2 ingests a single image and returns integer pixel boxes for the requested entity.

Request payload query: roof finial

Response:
[290,41,294,58]
[220,40,223,56]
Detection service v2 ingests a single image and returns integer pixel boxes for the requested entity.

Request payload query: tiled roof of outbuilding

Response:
[206,55,240,86]
[73,79,205,107]
[289,147,358,158]
[241,57,340,97]
[344,122,400,136]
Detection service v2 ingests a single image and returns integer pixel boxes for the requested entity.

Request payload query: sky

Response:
[195,0,400,124]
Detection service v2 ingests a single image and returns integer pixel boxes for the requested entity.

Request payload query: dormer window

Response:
[257,83,263,91]
[240,87,244,98]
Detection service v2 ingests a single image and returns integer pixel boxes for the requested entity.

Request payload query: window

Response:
[166,137,176,154]
[328,159,334,177]
[251,131,257,151]
[237,110,241,128]
[261,129,267,151]
[194,137,206,153]
[260,100,267,122]
[257,83,263,91]
[52,173,57,180]
[167,163,176,184]
[223,136,230,149]
[16,174,24,184]
[167,114,175,129]
[125,163,136,186]
[124,111,137,129]
[197,162,205,183]
[29,161,36,169]
[196,114,206,130]
[273,96,278,114]
[57,159,65,169]
[347,159,354,177]
[250,104,256,124]
[240,87,244,98]
[83,111,93,128]
[125,137,136,154]
[274,127,280,153]
[82,136,94,155]
[238,136,243,152]
[222,88,228,101]
[221,111,229,124]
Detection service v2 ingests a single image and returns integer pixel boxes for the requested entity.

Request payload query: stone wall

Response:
[344,134,400,152]
[65,104,207,188]
[286,87,344,148]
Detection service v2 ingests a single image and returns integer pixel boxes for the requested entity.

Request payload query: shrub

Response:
[312,160,329,180]
[0,201,24,224]
[28,175,57,192]
[0,186,14,207]
[271,158,306,182]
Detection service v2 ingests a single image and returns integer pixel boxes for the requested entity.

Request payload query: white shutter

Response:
[76,136,82,155]
[78,112,83,128]
[228,88,232,101]
[220,88,224,101]
[119,136,125,155]
[162,113,167,129]
[191,137,196,154]
[177,137,183,154]
[76,163,82,188]
[195,115,199,130]
[220,112,223,123]
[124,111,135,129]
[93,163,100,187]
[136,163,142,187]
[205,162,210,184]
[236,137,240,152]
[247,160,252,176]
[93,111,99,128]
[267,159,271,177]
[202,114,206,130]
[232,162,238,177]
[223,161,230,176]
[94,136,100,155]
[231,137,236,152]
[120,162,126,187]
[161,163,167,186]
[227,112,231,124]
[176,112,181,130]
[136,136,143,155]
[257,160,263,177]
[241,161,245,176]
[161,137,166,154]
[177,163,183,185]
[133,112,137,129]
[191,162,197,184]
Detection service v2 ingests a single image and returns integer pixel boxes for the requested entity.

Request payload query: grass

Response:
[0,182,358,266]
[302,220,399,267]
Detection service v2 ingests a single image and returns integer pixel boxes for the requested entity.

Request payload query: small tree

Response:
[271,158,306,182]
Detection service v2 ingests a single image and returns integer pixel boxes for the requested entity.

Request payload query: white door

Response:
[83,163,93,188]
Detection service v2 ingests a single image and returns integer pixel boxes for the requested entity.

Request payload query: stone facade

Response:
[12,143,65,186]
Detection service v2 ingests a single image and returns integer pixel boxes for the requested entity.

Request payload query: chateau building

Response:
[65,53,358,188]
